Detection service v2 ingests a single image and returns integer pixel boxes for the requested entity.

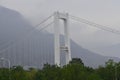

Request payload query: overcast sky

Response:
[1,0,120,57]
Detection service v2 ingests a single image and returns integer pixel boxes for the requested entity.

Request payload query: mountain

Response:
[95,43,120,58]
[0,6,32,48]
[0,6,120,68]
[71,41,120,67]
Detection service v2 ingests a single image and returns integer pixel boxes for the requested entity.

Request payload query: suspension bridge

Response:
[0,12,120,68]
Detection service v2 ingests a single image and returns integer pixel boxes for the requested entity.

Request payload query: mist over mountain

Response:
[0,6,32,48]
[95,43,120,58]
[0,6,120,68]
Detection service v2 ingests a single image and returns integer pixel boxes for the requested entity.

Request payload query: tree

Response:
[96,59,116,80]
[0,68,9,80]
[26,68,37,80]
[61,58,87,80]
[87,73,102,80]
[69,58,84,65]
[35,64,62,80]
[10,66,28,80]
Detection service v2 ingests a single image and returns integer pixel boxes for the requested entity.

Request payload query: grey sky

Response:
[1,0,120,57]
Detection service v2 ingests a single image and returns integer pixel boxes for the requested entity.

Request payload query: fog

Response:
[1,0,120,57]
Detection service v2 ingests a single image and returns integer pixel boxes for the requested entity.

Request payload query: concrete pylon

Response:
[54,12,71,66]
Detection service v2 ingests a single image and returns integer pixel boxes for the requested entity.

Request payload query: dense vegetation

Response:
[0,58,120,80]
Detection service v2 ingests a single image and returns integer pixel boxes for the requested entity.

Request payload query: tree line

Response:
[0,58,120,80]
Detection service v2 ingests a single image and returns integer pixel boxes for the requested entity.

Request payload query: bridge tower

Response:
[54,12,71,66]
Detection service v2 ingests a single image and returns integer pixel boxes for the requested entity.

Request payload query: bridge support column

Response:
[54,12,60,66]
[64,16,72,64]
